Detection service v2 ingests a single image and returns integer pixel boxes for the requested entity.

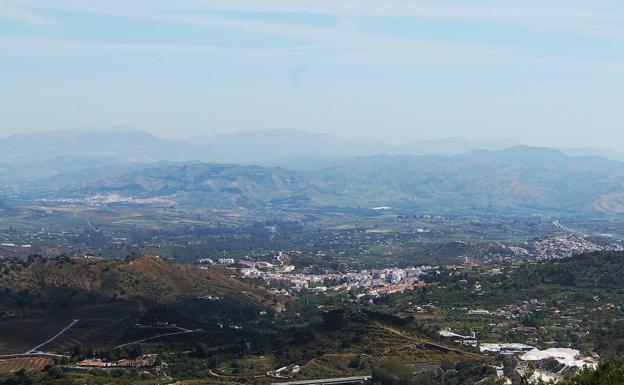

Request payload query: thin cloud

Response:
[2,2,512,64]
[0,3,55,26]
[4,1,622,67]
[17,0,624,38]
[0,37,331,57]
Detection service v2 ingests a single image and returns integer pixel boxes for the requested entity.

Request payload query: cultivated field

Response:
[0,301,144,355]
[0,357,53,373]
[0,316,73,356]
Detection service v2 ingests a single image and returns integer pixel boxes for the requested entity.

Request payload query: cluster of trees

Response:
[0,365,66,385]
[558,357,624,385]
[510,251,624,290]
[372,357,624,385]
[372,360,497,385]
[373,356,624,385]
[0,365,140,385]
[520,357,624,385]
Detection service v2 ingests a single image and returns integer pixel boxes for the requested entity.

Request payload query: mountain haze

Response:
[87,163,314,208]
[0,127,518,166]
[0,127,182,163]
[72,146,624,214]
[311,146,624,213]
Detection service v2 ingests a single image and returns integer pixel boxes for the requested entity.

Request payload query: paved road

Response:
[270,376,371,385]
[25,319,80,354]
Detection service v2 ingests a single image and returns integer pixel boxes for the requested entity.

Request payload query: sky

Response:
[1,1,624,149]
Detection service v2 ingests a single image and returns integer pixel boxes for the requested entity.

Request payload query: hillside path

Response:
[25,319,80,354]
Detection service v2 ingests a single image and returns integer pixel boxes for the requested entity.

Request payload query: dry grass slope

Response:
[0,254,279,305]
[0,357,53,374]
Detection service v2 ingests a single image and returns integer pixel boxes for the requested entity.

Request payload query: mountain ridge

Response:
[70,146,624,214]
[0,253,278,305]
[0,127,524,165]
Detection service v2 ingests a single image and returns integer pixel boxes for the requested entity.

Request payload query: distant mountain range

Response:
[75,146,624,214]
[3,126,622,165]
[0,127,521,191]
[0,127,179,163]
[310,147,624,214]
[0,127,518,165]
[3,128,624,214]
[87,163,313,208]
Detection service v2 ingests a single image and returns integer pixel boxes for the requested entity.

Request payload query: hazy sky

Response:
[1,1,624,148]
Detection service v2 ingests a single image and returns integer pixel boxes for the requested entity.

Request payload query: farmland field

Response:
[0,357,53,374]
[0,301,144,355]
[0,316,73,356]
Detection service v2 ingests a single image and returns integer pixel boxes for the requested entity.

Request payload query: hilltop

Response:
[512,250,624,290]
[0,253,277,302]
[0,254,283,356]
[0,254,280,316]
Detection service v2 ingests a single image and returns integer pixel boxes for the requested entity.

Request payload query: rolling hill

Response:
[3,127,624,214]
[517,250,624,289]
[0,253,276,304]
[0,254,282,355]
[0,254,281,324]
[85,162,314,207]
[308,146,624,213]
[77,146,624,214]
